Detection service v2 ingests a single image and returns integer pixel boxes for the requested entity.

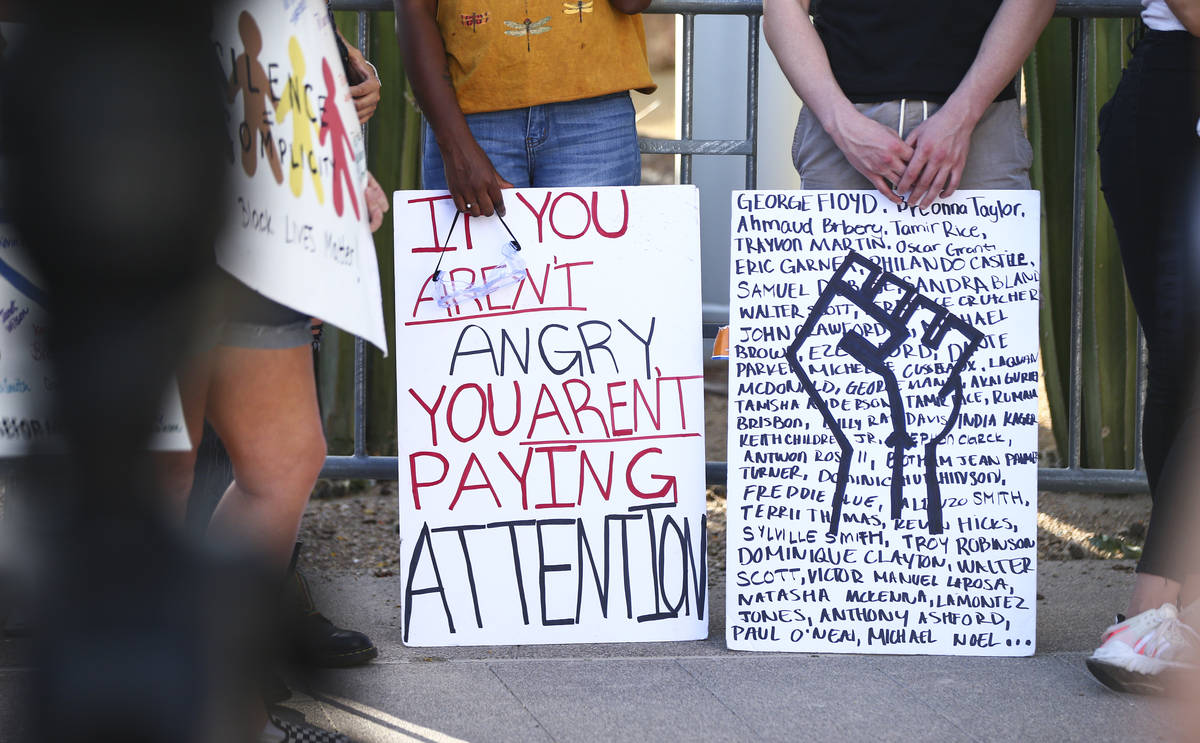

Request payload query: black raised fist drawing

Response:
[784,251,983,535]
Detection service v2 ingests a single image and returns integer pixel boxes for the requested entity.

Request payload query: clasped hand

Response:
[836,104,975,209]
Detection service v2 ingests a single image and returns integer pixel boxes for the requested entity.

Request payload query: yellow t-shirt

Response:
[438,1,657,114]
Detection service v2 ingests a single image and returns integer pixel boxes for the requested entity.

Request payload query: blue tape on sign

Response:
[0,254,47,309]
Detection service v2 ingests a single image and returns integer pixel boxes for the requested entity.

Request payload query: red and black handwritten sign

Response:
[394,186,708,646]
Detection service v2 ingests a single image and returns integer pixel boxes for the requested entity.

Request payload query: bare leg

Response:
[205,344,326,572]
[156,351,217,521]
[1128,573,1183,617]
[1182,576,1200,611]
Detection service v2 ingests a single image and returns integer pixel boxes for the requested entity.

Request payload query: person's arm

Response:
[1164,0,1200,35]
[763,0,912,203]
[394,0,511,217]
[610,0,652,13]
[895,0,1055,207]
[336,28,382,124]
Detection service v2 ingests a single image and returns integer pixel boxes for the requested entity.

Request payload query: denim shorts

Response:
[210,271,313,350]
[422,91,641,189]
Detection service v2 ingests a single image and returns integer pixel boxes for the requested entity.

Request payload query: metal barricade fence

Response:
[323,0,1151,494]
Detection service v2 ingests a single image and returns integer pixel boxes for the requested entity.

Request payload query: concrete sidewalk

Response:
[267,559,1180,743]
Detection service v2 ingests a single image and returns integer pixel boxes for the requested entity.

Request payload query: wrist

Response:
[362,59,380,86]
[434,126,480,161]
[819,98,861,145]
[938,93,985,131]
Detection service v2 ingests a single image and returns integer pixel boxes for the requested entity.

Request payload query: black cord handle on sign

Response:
[429,209,522,283]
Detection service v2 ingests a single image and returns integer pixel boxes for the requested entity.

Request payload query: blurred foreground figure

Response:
[1,2,276,741]
[1166,168,1200,733]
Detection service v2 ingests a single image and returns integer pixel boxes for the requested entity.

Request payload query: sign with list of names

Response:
[394,186,708,646]
[726,190,1040,655]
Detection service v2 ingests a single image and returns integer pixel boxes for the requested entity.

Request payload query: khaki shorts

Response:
[791,97,1033,191]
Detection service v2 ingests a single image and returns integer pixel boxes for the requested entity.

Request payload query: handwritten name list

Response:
[726,190,1040,655]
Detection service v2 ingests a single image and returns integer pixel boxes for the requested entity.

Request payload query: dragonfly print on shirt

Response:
[504,15,551,50]
[505,1,551,51]
[562,0,593,22]
[460,11,490,31]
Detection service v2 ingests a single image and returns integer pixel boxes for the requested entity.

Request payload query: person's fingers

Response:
[450,189,470,216]
[941,167,963,200]
[365,180,388,223]
[916,167,950,209]
[473,191,496,217]
[878,162,903,190]
[488,178,507,217]
[350,80,378,98]
[349,83,379,123]
[457,181,491,217]
[867,173,903,205]
[350,55,371,78]
[895,150,927,197]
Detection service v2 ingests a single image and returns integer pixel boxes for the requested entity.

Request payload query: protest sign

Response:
[726,190,1040,655]
[0,219,189,455]
[394,186,708,646]
[212,0,386,353]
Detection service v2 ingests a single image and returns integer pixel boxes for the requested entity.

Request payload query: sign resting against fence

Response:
[0,219,190,455]
[726,190,1040,655]
[212,0,387,353]
[394,186,708,646]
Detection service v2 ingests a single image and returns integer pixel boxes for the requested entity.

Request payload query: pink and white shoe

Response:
[1086,603,1200,694]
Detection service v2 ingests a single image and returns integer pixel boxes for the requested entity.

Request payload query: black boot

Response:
[284,554,378,668]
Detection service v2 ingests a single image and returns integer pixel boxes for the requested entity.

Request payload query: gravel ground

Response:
[296,484,1151,582]
[299,361,1152,580]
[0,367,1150,583]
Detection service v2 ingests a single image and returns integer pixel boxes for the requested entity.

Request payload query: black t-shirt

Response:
[812,0,1016,103]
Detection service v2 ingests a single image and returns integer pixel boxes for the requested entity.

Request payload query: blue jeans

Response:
[422,92,641,189]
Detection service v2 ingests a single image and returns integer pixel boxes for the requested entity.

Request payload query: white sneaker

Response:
[1086,603,1200,694]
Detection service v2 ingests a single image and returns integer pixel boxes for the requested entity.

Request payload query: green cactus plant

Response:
[1026,17,1140,471]
[318,11,422,455]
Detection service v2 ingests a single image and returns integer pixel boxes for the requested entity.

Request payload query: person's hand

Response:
[365,172,388,232]
[895,104,976,208]
[828,108,913,204]
[439,138,513,218]
[345,48,381,124]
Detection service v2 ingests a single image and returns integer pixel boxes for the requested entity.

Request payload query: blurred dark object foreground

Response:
[1,3,276,741]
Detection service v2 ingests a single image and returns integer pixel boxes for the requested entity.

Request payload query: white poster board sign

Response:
[0,218,190,455]
[213,0,386,353]
[394,186,708,646]
[726,190,1040,655]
